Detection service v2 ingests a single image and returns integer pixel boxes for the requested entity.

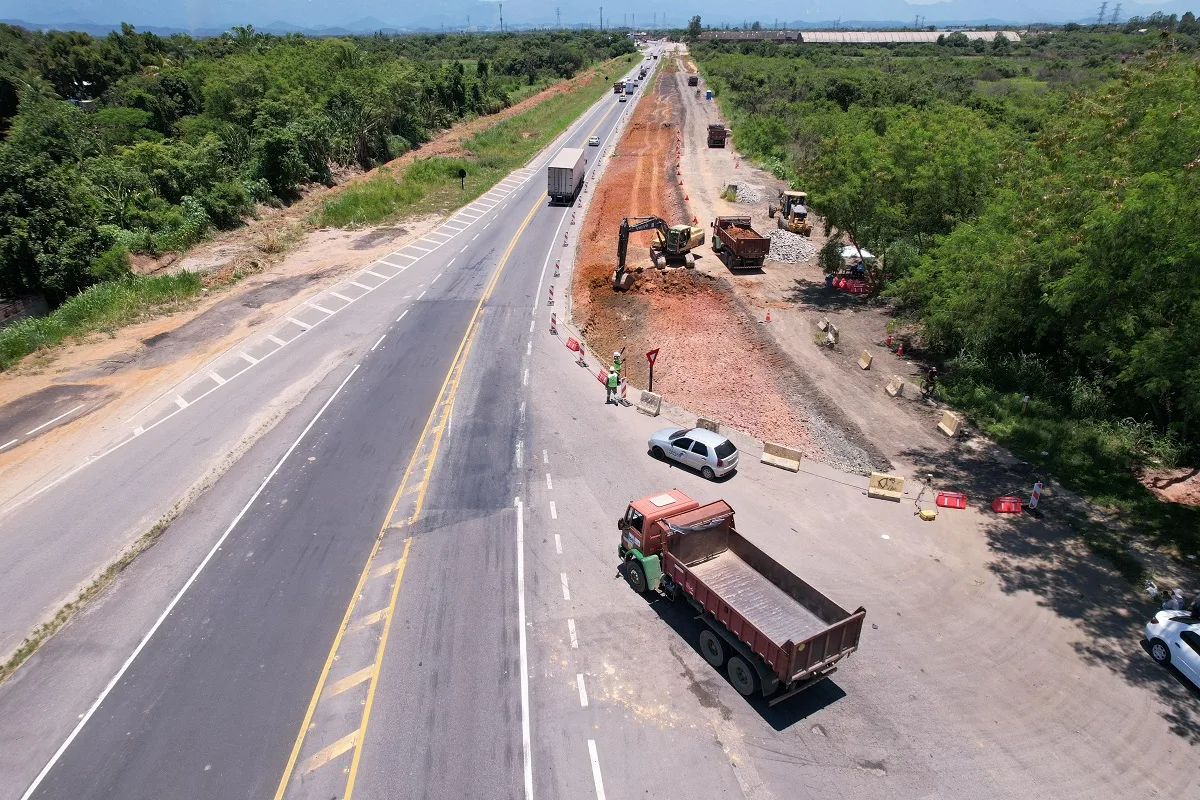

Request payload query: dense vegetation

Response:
[0,24,634,305]
[694,25,1200,558]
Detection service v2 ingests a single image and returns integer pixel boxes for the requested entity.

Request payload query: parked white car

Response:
[647,427,738,480]
[1145,609,1200,687]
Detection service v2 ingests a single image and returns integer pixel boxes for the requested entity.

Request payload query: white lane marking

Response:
[472,234,480,241]
[380,255,414,268]
[555,534,563,554]
[560,573,570,600]
[425,231,451,239]
[0,439,17,451]
[418,290,427,300]
[523,369,528,386]
[17,365,362,800]
[307,302,335,315]
[587,741,607,800]
[350,281,373,291]
[577,674,589,708]
[132,427,144,436]
[268,334,288,347]
[417,239,441,248]
[483,222,491,230]
[174,396,189,410]
[406,243,434,253]
[433,270,444,282]
[529,320,534,333]
[331,291,354,303]
[239,352,258,365]
[532,206,570,316]
[365,269,390,281]
[396,310,409,323]
[519,401,525,424]
[371,335,386,352]
[403,295,412,300]
[543,450,548,464]
[546,473,553,491]
[516,500,534,800]
[515,440,523,468]
[549,501,557,520]
[208,372,226,386]
[460,245,468,253]
[457,212,480,220]
[287,317,311,331]
[24,404,85,436]
[567,618,577,647]
[526,341,531,356]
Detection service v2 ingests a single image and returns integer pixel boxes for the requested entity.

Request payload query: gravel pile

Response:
[733,183,763,204]
[767,229,817,263]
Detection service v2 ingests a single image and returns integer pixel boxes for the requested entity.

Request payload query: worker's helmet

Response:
[614,352,620,359]
[609,369,616,375]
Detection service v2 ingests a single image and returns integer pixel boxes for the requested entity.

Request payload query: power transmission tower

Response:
[499,2,504,32]
[1111,3,1122,22]
[556,7,560,28]
[623,13,626,28]
[1097,1,1107,24]
[600,5,603,30]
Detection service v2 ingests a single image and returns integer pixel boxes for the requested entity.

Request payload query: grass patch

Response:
[943,378,1200,580]
[0,272,204,371]
[312,54,637,228]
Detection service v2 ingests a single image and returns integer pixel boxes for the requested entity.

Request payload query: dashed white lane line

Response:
[567,618,577,647]
[515,440,523,468]
[560,573,570,600]
[460,245,468,253]
[543,450,548,464]
[307,302,335,315]
[483,222,491,230]
[0,439,17,451]
[418,290,427,300]
[239,352,258,365]
[371,334,386,352]
[587,741,607,800]
[472,233,480,240]
[526,341,531,356]
[523,369,528,386]
[286,317,310,331]
[576,674,589,708]
[554,534,562,554]
[174,396,189,410]
[24,404,85,436]
[268,334,288,347]
[433,269,444,282]
[208,372,227,386]
[396,310,408,323]
[519,401,525,424]
[516,500,534,800]
[529,320,535,333]
[545,473,553,491]
[549,501,557,520]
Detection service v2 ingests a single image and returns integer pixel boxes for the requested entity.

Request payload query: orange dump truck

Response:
[617,490,866,704]
[712,216,770,268]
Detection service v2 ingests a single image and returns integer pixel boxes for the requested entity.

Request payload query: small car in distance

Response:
[1146,609,1200,687]
[648,427,738,480]
[588,136,600,146]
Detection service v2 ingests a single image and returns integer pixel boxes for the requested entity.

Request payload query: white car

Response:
[647,427,738,480]
[588,136,600,146]
[1145,609,1200,686]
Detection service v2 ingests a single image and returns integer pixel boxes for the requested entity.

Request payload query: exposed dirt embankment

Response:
[571,74,825,459]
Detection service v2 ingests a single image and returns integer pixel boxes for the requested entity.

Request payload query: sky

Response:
[0,0,1192,30]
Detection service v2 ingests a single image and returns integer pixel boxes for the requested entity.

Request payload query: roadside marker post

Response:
[547,285,555,306]
[554,260,560,277]
[550,313,557,335]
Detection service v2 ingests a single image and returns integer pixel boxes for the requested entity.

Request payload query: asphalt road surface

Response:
[3,55,648,800]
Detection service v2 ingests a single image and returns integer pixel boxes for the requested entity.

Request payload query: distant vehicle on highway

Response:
[619,95,627,102]
[1146,610,1200,686]
[588,135,600,146]
[647,427,738,480]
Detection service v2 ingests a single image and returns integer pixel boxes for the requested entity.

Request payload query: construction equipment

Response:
[707,124,729,148]
[768,190,812,236]
[687,74,699,86]
[612,216,704,289]
[711,216,770,269]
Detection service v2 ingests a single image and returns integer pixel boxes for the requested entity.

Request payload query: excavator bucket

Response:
[611,269,635,291]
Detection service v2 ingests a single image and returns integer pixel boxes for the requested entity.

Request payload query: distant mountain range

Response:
[1,0,1196,36]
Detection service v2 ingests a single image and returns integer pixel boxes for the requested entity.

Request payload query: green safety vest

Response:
[606,373,619,389]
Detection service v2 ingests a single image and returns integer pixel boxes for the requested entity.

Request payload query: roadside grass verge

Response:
[943,378,1200,582]
[312,54,637,228]
[0,272,204,371]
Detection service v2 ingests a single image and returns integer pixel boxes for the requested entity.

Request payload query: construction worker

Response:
[605,369,619,404]
[612,351,623,375]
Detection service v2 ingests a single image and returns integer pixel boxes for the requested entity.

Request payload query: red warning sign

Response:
[646,348,660,366]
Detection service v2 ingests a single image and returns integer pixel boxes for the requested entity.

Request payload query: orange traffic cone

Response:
[765,311,771,323]
[691,215,697,224]
[684,193,689,200]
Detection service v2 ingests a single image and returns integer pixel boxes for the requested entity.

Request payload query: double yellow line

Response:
[273,193,544,800]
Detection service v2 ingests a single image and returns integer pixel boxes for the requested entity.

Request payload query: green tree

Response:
[686,16,703,42]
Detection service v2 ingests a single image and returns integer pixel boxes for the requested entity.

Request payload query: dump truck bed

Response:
[713,216,769,267]
[689,554,829,644]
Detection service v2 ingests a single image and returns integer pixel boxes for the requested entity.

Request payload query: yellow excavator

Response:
[612,216,705,290]
[768,190,812,236]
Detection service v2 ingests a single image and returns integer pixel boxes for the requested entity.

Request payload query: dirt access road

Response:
[570,53,879,474]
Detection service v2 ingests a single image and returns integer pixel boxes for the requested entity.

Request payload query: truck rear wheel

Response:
[727,655,758,697]
[626,560,648,594]
[698,630,727,668]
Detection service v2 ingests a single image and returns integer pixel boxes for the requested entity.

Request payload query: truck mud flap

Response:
[767,666,837,707]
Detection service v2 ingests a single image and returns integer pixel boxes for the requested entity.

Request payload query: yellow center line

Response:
[272,190,546,800]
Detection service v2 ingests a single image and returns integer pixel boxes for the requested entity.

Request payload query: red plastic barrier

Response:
[566,337,580,352]
[936,491,968,509]
[990,496,1023,513]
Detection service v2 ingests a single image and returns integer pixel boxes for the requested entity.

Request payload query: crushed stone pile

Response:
[733,183,763,204]
[767,229,817,263]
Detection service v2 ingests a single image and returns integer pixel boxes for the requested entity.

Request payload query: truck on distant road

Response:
[625,83,635,95]
[617,490,866,703]
[546,147,585,205]
[711,216,770,269]
[613,81,625,93]
[687,74,699,86]
[707,124,729,148]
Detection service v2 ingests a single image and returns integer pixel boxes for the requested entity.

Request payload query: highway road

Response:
[1,55,648,800]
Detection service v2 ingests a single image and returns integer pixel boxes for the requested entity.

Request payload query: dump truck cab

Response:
[617,489,698,591]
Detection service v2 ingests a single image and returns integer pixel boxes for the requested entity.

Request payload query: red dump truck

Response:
[707,124,729,148]
[711,216,770,269]
[687,74,699,86]
[617,490,866,703]
[613,81,625,94]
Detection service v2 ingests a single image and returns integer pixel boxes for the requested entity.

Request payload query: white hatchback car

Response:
[588,136,600,146]
[648,427,738,480]
[1145,609,1200,687]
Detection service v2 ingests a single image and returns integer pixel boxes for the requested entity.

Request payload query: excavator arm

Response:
[616,216,670,270]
